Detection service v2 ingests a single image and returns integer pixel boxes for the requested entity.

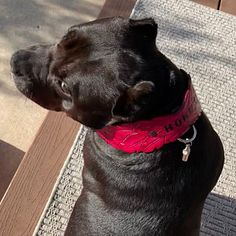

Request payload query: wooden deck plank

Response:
[0,141,24,201]
[0,112,80,235]
[192,0,219,9]
[99,0,136,17]
[220,0,236,15]
[0,1,136,235]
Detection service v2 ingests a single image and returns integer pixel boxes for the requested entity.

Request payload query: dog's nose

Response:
[10,50,31,77]
[10,50,25,76]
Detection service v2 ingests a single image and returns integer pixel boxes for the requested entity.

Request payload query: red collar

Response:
[96,80,202,153]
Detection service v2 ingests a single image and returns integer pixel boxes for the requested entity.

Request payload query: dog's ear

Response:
[128,81,155,102]
[129,18,158,40]
[113,81,155,118]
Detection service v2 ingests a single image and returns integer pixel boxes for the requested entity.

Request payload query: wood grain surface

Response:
[0,141,23,200]
[192,0,219,9]
[0,112,80,235]
[220,0,236,15]
[98,0,136,17]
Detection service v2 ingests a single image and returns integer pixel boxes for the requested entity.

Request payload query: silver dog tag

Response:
[182,144,191,162]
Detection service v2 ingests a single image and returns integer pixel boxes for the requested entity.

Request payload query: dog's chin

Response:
[66,113,107,129]
[12,75,61,111]
[12,74,34,98]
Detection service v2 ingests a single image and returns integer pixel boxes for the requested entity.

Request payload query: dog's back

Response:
[65,114,224,236]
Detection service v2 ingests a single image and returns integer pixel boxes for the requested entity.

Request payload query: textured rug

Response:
[35,0,236,235]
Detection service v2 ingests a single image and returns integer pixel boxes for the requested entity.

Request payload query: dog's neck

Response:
[150,53,190,116]
[96,74,202,153]
[132,52,190,120]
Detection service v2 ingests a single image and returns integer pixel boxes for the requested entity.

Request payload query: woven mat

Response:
[35,0,236,235]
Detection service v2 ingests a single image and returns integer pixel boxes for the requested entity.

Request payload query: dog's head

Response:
[11,17,185,129]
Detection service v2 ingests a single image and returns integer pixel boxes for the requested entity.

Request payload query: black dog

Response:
[10,17,224,235]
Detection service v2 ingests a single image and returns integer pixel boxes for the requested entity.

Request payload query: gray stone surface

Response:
[0,0,104,151]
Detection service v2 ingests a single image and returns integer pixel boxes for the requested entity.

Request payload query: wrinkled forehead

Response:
[68,17,127,37]
[50,18,130,77]
[59,17,128,50]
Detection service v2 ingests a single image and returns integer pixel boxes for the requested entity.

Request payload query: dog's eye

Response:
[61,81,70,94]
[55,80,71,99]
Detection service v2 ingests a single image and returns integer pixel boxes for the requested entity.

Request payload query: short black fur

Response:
[10,17,224,235]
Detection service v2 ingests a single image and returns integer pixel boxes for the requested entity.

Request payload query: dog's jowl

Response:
[10,17,224,236]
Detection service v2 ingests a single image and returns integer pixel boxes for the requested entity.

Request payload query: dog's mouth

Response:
[12,74,61,111]
[11,72,34,98]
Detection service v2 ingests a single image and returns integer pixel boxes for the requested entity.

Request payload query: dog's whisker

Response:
[24,96,28,104]
[10,72,15,81]
[28,92,33,100]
